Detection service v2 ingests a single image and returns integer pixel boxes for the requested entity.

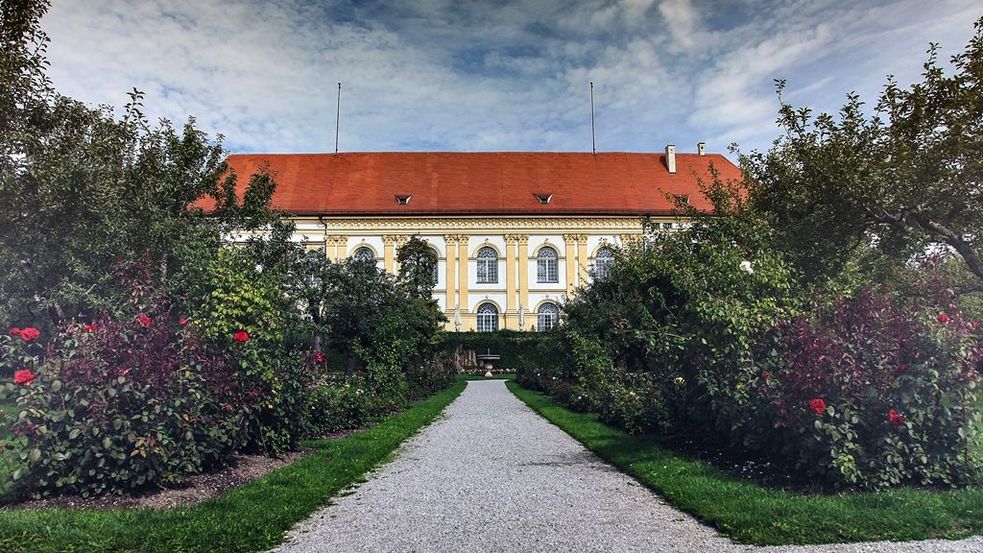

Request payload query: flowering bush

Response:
[525,186,981,490]
[307,377,381,436]
[7,310,253,497]
[752,287,982,489]
[187,249,287,348]
[1,326,45,378]
[183,250,313,453]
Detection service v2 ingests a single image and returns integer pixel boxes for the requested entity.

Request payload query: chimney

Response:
[665,144,676,174]
[697,141,706,156]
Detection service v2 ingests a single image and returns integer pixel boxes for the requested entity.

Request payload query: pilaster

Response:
[383,235,399,273]
[325,235,347,262]
[619,233,643,247]
[457,235,470,313]
[563,233,578,295]
[576,234,589,288]
[504,235,520,315]
[443,234,459,310]
[515,234,530,317]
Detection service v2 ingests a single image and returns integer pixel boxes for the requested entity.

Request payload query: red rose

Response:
[136,313,152,328]
[808,398,827,415]
[314,352,325,363]
[937,312,950,324]
[761,371,772,380]
[233,330,250,343]
[888,409,905,426]
[83,322,100,332]
[13,369,34,386]
[19,327,40,342]
[10,327,22,336]
[178,317,190,327]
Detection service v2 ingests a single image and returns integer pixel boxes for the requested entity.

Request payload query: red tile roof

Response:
[205,151,742,216]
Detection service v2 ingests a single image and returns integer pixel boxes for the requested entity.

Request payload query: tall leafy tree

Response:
[396,236,438,299]
[0,0,274,326]
[741,17,983,292]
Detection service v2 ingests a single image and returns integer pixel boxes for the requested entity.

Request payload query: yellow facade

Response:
[287,215,683,331]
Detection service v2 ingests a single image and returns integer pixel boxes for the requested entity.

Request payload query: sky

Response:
[40,0,981,157]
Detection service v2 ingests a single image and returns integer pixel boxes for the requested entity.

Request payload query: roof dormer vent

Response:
[395,194,412,205]
[533,193,553,205]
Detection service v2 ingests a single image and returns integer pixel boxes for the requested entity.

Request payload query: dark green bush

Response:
[405,356,457,400]
[438,330,557,371]
[307,377,380,436]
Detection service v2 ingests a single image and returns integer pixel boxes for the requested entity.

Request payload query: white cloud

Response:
[38,0,982,156]
[658,0,700,48]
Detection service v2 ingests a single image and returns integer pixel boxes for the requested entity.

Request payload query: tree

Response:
[0,0,275,327]
[741,17,983,292]
[396,236,438,299]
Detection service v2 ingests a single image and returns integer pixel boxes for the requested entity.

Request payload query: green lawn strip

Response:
[0,380,466,553]
[507,381,983,546]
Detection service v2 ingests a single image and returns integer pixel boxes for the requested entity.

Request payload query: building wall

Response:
[284,215,683,331]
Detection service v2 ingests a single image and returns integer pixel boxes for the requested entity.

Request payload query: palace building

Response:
[225,145,742,332]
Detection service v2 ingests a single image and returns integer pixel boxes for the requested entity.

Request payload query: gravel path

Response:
[270,380,982,553]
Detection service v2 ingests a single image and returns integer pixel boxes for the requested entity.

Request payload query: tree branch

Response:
[911,213,983,285]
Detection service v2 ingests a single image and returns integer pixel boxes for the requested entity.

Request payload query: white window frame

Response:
[537,246,558,283]
[476,302,499,332]
[537,302,559,332]
[594,247,614,279]
[476,247,498,284]
[352,247,375,262]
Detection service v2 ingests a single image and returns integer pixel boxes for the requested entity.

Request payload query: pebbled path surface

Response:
[270,380,982,553]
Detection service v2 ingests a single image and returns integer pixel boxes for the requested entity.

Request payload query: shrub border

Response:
[0,381,467,553]
[507,380,983,545]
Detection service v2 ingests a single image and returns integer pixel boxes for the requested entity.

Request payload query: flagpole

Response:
[334,82,342,154]
[589,81,596,154]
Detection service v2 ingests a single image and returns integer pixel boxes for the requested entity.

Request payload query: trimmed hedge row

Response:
[436,331,555,371]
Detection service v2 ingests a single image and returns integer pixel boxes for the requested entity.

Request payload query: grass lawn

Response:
[0,380,466,553]
[507,381,983,546]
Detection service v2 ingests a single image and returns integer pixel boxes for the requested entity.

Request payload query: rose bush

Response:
[751,287,982,489]
[520,181,981,490]
[7,310,253,497]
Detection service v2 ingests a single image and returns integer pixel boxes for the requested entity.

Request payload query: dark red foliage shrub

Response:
[757,287,982,489]
[5,262,260,498]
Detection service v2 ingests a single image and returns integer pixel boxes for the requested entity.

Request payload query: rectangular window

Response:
[537,258,558,283]
[477,259,497,283]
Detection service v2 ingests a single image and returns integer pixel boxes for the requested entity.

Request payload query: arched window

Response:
[537,302,559,332]
[476,247,498,284]
[431,248,440,285]
[476,303,499,332]
[594,246,615,279]
[537,246,558,283]
[351,246,375,262]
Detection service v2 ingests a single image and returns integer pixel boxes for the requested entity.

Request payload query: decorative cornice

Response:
[311,216,650,232]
